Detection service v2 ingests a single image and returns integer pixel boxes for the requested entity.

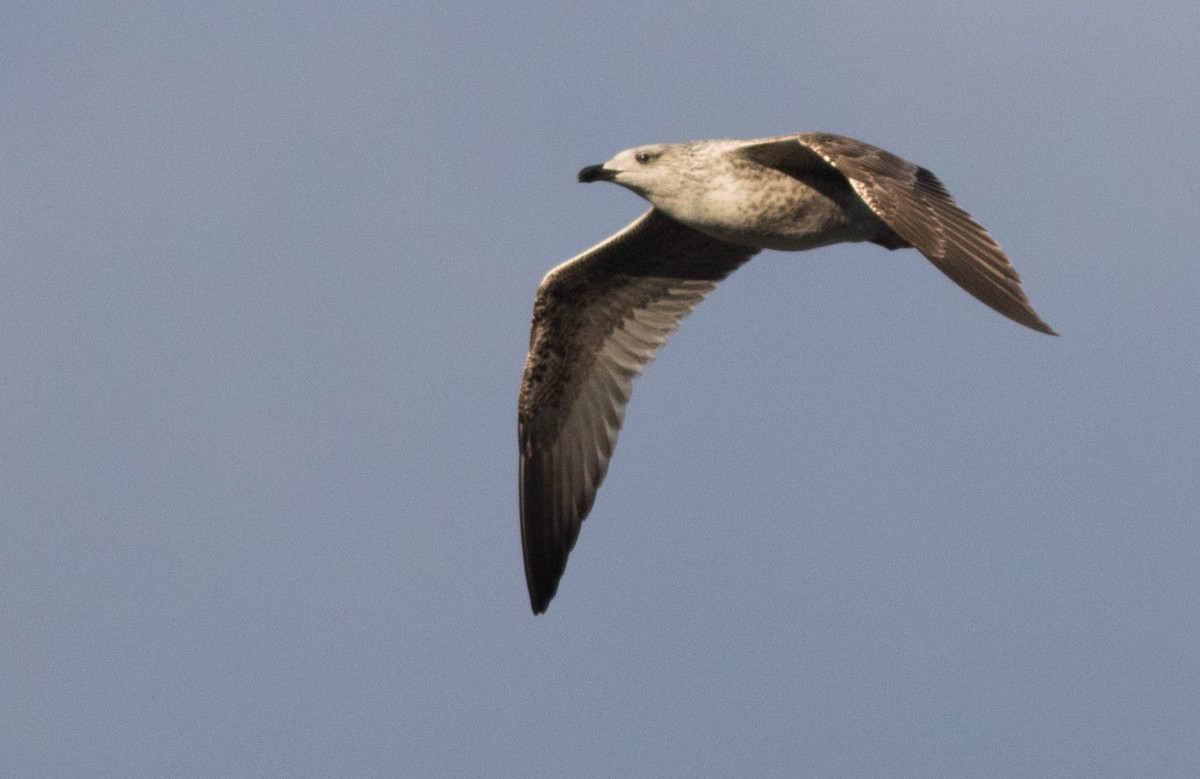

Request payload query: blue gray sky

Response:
[3,2,1199,776]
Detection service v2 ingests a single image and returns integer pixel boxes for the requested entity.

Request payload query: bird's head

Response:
[577,143,695,206]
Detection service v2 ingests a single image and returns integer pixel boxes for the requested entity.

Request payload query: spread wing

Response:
[736,132,1055,334]
[519,208,758,613]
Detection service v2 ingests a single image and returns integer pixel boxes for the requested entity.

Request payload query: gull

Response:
[518,132,1055,614]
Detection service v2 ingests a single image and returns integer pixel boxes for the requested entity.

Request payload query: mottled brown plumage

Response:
[520,133,1054,613]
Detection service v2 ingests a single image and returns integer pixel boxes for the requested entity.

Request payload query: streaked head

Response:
[577,139,758,233]
[577,143,690,202]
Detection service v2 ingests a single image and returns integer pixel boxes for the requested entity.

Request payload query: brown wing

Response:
[519,208,758,613]
[737,132,1055,334]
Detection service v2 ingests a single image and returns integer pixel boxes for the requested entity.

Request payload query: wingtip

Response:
[528,583,554,615]
[1025,316,1058,336]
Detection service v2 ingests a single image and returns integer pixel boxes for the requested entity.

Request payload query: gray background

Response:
[4,1,1198,776]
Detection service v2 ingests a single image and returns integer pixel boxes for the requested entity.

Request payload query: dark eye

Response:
[635,152,653,164]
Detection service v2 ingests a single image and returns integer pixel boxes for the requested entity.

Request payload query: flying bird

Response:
[518,132,1055,614]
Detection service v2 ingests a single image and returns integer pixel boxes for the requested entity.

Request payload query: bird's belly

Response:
[696,209,869,251]
[676,176,881,252]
